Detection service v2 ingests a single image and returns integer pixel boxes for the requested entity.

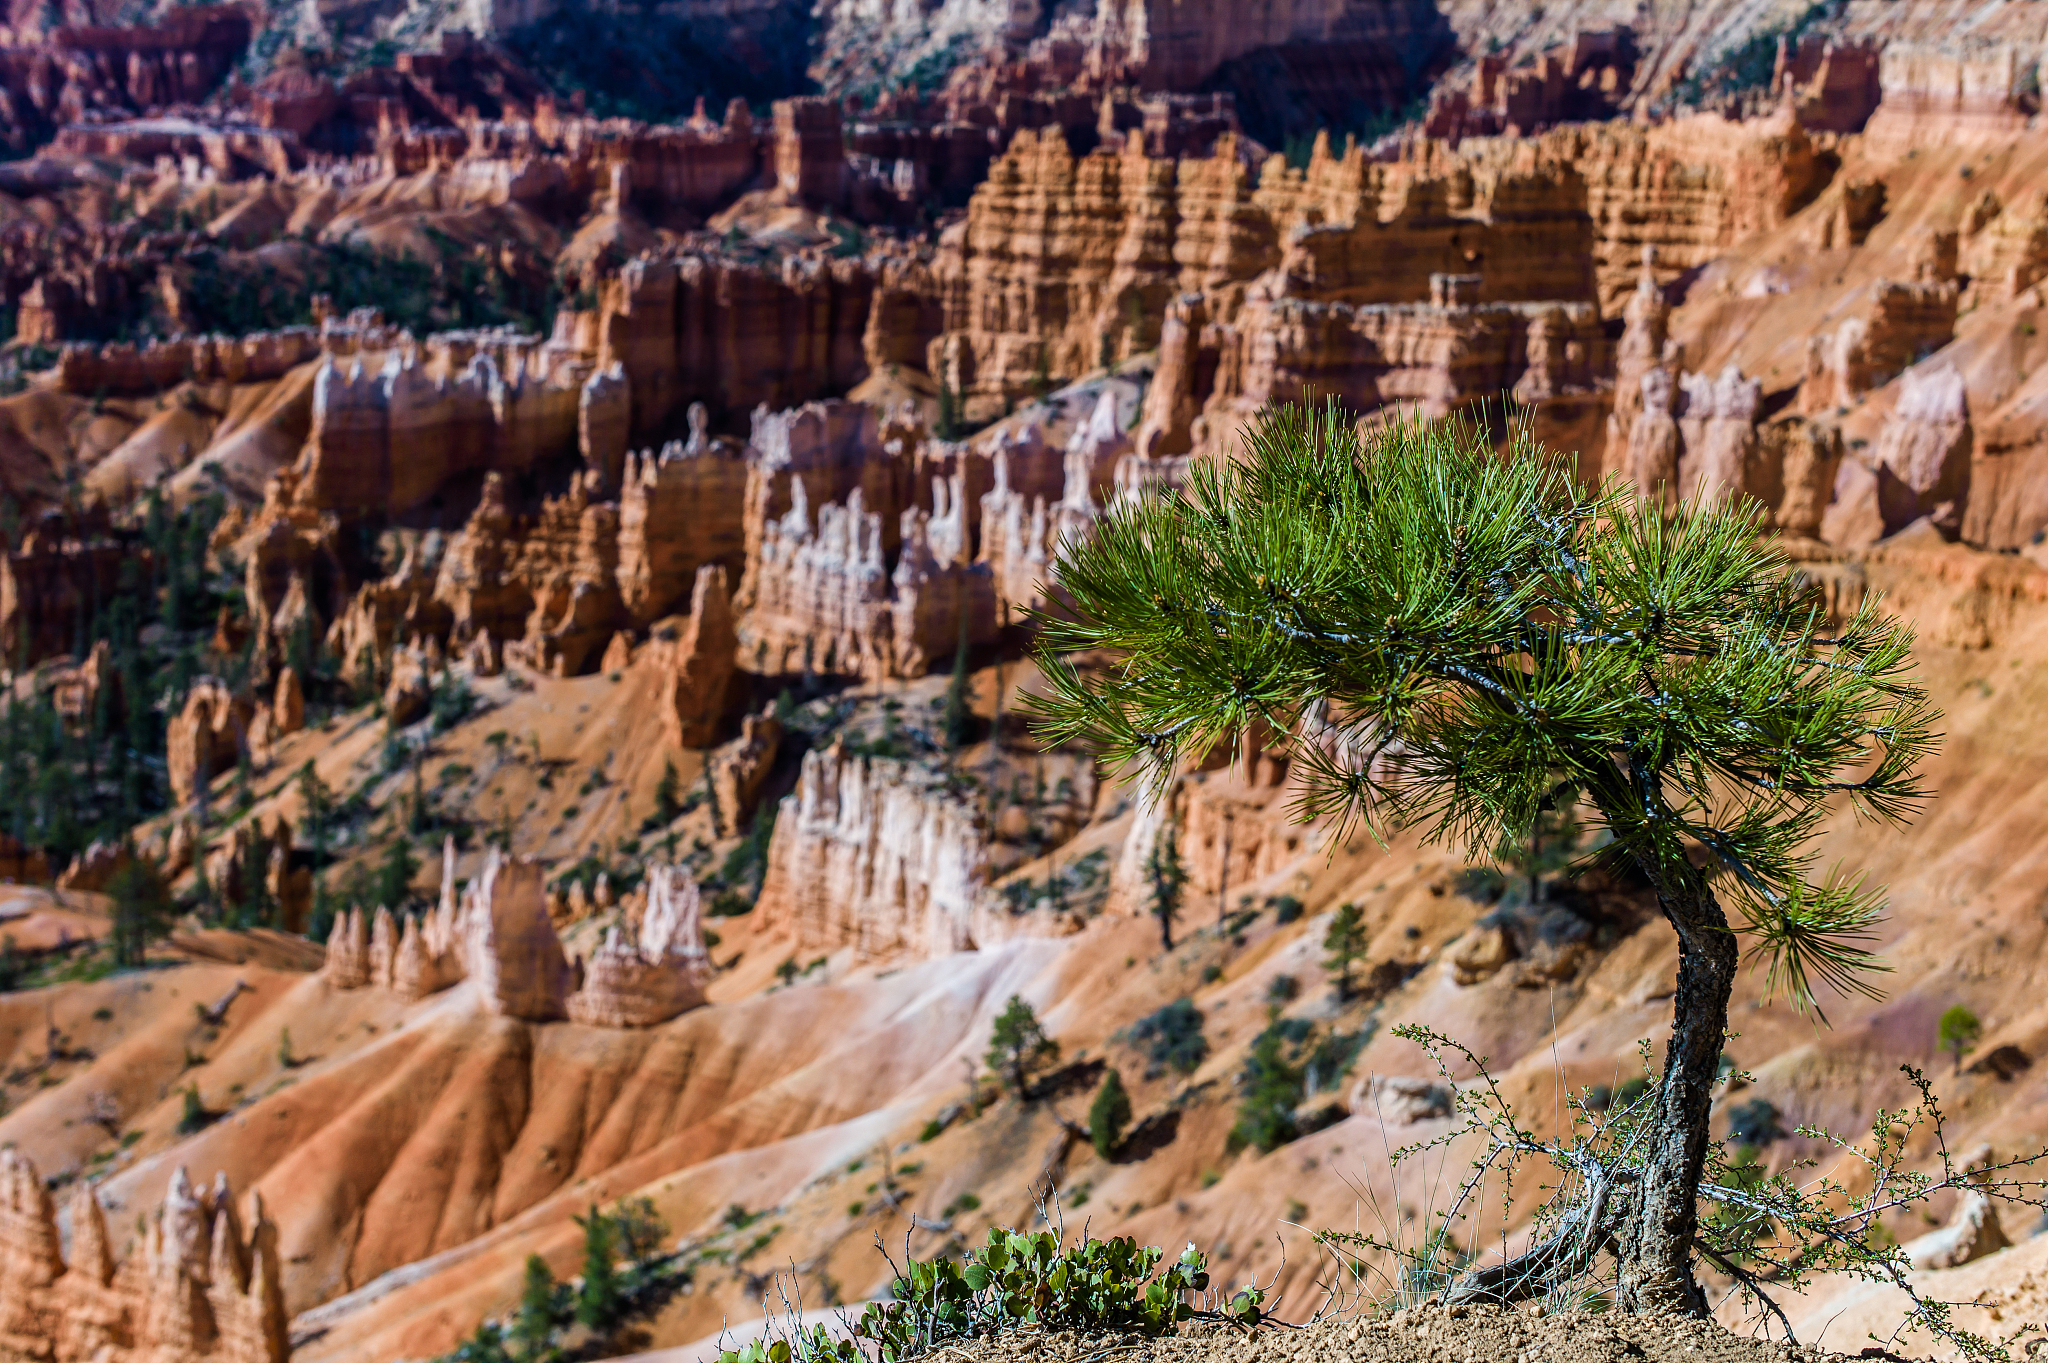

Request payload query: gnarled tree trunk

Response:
[1614,857,1739,1314]
[1444,834,1739,1313]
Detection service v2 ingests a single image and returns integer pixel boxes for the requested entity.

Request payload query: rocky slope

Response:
[4,4,2048,1363]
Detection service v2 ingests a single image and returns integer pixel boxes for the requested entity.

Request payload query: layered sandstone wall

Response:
[929,112,1829,418]
[53,331,322,396]
[1867,41,2042,143]
[1198,290,1608,443]
[597,252,877,443]
[0,6,251,155]
[617,404,750,625]
[297,331,591,519]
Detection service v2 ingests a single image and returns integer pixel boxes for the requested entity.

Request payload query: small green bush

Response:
[1726,1097,1786,1147]
[176,1086,210,1135]
[713,1229,1260,1363]
[1123,998,1207,1078]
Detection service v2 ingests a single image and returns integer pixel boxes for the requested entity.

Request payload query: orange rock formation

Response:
[0,1154,286,1363]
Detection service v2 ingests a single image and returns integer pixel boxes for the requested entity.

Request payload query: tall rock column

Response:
[1677,365,1762,505]
[660,565,738,748]
[1606,245,1670,479]
[579,362,631,493]
[1624,367,1682,514]
[463,850,571,1021]
[1872,364,1972,536]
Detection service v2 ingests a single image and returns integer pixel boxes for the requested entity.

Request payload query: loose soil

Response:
[913,1309,1854,1363]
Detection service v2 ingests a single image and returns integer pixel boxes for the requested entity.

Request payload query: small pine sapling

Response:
[1937,1004,1982,1075]
[1143,820,1188,951]
[944,615,974,752]
[512,1253,568,1361]
[653,760,682,827]
[574,1204,622,1332]
[1089,1067,1131,1158]
[1322,902,1365,1001]
[985,995,1059,1098]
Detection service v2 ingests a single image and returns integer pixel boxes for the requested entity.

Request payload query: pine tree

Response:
[1027,398,1937,1314]
[702,760,722,836]
[107,855,172,969]
[943,614,974,752]
[512,1253,565,1361]
[1230,1013,1304,1154]
[985,995,1058,1098]
[653,760,682,826]
[1937,1005,1981,1075]
[1088,1067,1131,1158]
[574,1205,622,1332]
[177,1085,209,1135]
[1322,903,1366,1002]
[1143,820,1187,951]
[374,837,420,913]
[609,1196,668,1266]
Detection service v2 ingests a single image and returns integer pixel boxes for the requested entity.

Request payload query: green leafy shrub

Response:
[431,678,478,734]
[712,1229,1261,1363]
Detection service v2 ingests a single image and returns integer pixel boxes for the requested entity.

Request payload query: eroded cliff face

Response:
[0,6,251,156]
[928,111,1830,430]
[755,738,990,960]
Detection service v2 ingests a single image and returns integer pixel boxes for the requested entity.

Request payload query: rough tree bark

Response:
[1614,858,1739,1315]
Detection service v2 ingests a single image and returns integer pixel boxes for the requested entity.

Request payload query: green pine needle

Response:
[1025,399,1940,1018]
